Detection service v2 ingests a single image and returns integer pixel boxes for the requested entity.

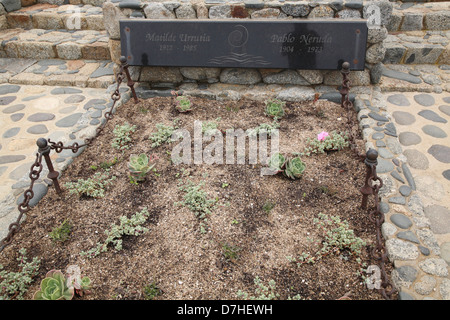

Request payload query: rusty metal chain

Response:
[0,57,138,254]
[0,152,44,252]
[340,62,396,300]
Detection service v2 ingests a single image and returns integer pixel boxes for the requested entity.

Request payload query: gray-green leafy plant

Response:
[65,172,116,198]
[302,131,349,156]
[264,98,285,120]
[176,180,217,233]
[287,213,366,267]
[246,120,280,137]
[149,119,180,148]
[112,122,137,151]
[202,118,221,136]
[128,153,158,183]
[80,208,150,258]
[222,243,241,262]
[237,276,280,300]
[0,248,41,300]
[33,270,74,300]
[283,157,306,180]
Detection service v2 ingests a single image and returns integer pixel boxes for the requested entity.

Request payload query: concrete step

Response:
[5,3,104,31]
[0,57,116,88]
[383,30,449,65]
[0,28,110,61]
[387,1,450,32]
[379,63,450,93]
[36,0,105,7]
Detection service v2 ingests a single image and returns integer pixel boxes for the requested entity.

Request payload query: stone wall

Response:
[104,0,393,89]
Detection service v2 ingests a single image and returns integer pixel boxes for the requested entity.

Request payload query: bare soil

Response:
[0,95,392,300]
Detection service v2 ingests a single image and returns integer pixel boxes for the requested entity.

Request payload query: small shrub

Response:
[49,219,72,243]
[65,172,116,198]
[237,276,280,300]
[202,118,221,136]
[143,282,162,300]
[111,122,137,151]
[80,208,150,258]
[176,180,217,233]
[222,243,241,262]
[149,120,179,148]
[302,131,349,156]
[246,120,280,137]
[0,248,41,300]
[262,200,276,213]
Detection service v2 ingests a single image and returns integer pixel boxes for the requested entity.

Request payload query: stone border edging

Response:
[356,86,449,300]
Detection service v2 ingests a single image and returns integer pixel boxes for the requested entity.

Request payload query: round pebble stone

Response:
[2,104,25,114]
[397,231,420,244]
[418,110,447,123]
[0,84,20,94]
[421,125,447,138]
[0,154,26,164]
[404,149,429,170]
[27,124,49,134]
[378,147,394,159]
[55,113,83,128]
[372,132,385,140]
[399,132,421,146]
[443,169,450,181]
[387,93,410,106]
[428,145,450,163]
[0,96,16,105]
[399,185,412,197]
[443,97,450,103]
[64,95,86,104]
[2,127,20,138]
[414,93,435,107]
[438,105,450,116]
[390,213,413,229]
[27,113,55,122]
[393,111,416,125]
[441,242,450,265]
[10,113,24,122]
[424,205,450,234]
[419,246,430,256]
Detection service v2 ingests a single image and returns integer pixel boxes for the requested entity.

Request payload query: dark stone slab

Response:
[121,20,368,70]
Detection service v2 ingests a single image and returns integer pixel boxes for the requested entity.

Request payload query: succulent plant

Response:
[128,153,157,182]
[268,152,286,173]
[175,96,193,112]
[33,270,74,300]
[264,99,285,120]
[66,265,92,297]
[283,157,306,180]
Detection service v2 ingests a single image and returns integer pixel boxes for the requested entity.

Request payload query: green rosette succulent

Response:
[33,270,74,300]
[264,99,285,120]
[268,153,286,174]
[283,157,306,180]
[128,153,156,182]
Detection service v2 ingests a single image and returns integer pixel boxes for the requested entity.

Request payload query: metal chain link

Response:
[0,57,138,254]
[340,62,396,300]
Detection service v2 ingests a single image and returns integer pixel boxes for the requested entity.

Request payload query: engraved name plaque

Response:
[120,20,368,70]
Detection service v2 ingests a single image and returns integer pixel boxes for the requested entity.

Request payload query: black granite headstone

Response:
[120,20,368,70]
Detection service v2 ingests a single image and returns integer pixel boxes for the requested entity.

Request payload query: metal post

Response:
[340,61,350,107]
[120,56,139,103]
[37,138,62,195]
[360,148,378,209]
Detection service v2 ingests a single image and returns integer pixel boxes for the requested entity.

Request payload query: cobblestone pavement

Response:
[0,79,131,241]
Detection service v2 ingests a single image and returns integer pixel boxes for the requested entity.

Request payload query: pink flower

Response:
[317,131,329,141]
